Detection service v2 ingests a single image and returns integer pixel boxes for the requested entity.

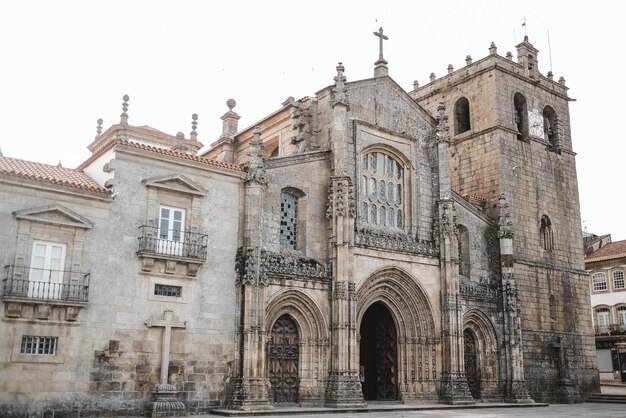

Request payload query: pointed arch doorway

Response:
[359,302,398,400]
[464,328,480,399]
[268,314,299,403]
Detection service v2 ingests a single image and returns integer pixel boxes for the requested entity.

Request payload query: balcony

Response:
[2,265,90,321]
[137,225,207,276]
[594,323,626,337]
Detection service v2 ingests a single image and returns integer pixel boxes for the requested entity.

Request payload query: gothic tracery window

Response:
[361,151,404,228]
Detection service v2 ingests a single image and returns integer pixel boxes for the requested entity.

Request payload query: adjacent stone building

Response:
[585,235,626,383]
[0,33,598,416]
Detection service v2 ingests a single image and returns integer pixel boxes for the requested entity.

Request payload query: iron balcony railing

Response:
[594,323,626,336]
[2,265,90,303]
[137,225,208,261]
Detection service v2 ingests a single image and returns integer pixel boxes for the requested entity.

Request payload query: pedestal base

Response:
[555,378,581,404]
[324,372,366,408]
[145,383,187,417]
[439,372,474,405]
[508,379,534,404]
[229,377,274,411]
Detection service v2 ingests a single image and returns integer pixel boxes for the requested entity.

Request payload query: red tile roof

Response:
[586,240,626,263]
[78,138,245,173]
[0,156,110,194]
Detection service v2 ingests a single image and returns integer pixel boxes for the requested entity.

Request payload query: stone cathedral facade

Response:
[0,35,598,416]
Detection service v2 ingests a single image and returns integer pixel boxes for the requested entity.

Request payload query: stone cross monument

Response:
[144,310,187,417]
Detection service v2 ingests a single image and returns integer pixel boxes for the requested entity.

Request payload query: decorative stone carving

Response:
[331,62,349,108]
[287,97,315,153]
[235,247,257,286]
[244,127,267,185]
[327,177,354,219]
[66,306,80,321]
[498,193,514,239]
[439,371,474,405]
[459,279,499,301]
[259,250,330,282]
[5,302,22,318]
[36,304,51,320]
[355,227,438,257]
[435,102,450,144]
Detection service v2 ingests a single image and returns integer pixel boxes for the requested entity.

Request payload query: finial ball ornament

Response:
[227,99,236,110]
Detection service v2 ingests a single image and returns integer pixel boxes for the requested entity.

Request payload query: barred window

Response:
[20,336,57,355]
[613,270,625,290]
[361,151,404,228]
[592,272,607,291]
[280,192,298,250]
[154,284,182,297]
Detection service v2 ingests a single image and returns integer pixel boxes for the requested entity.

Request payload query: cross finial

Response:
[373,27,389,65]
[522,17,528,37]
[190,113,198,141]
[96,118,103,136]
[120,94,129,124]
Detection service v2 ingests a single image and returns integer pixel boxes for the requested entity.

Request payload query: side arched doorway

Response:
[464,328,480,399]
[359,302,398,400]
[268,314,299,403]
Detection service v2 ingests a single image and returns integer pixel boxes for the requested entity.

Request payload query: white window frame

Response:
[592,272,608,292]
[596,308,610,333]
[618,307,626,331]
[613,270,625,290]
[28,241,66,299]
[157,206,186,256]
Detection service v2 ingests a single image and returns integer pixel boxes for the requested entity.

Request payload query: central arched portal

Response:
[359,302,398,400]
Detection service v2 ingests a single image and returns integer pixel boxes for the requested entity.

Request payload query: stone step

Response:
[586,394,626,403]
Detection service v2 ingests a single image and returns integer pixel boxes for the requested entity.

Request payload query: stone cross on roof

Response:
[373,27,389,64]
[373,27,389,77]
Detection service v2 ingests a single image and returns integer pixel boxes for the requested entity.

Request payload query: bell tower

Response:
[411,38,599,402]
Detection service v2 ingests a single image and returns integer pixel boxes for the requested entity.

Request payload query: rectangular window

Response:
[613,271,625,289]
[29,241,66,299]
[592,273,608,291]
[154,283,182,297]
[20,336,58,355]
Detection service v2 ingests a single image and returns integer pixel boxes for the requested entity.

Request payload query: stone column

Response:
[435,103,473,404]
[230,127,273,410]
[498,194,533,403]
[324,64,365,408]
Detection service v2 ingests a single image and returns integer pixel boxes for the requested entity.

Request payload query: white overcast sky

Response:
[0,1,623,240]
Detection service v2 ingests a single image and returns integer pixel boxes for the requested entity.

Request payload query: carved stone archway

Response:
[463,309,501,400]
[357,268,438,401]
[266,290,328,406]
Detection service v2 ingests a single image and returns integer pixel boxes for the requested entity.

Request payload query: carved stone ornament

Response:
[498,193,514,239]
[439,202,456,237]
[355,227,438,257]
[435,102,450,144]
[287,98,315,153]
[244,127,267,185]
[459,279,499,301]
[260,250,330,282]
[235,247,257,286]
[327,177,355,219]
[331,62,349,109]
